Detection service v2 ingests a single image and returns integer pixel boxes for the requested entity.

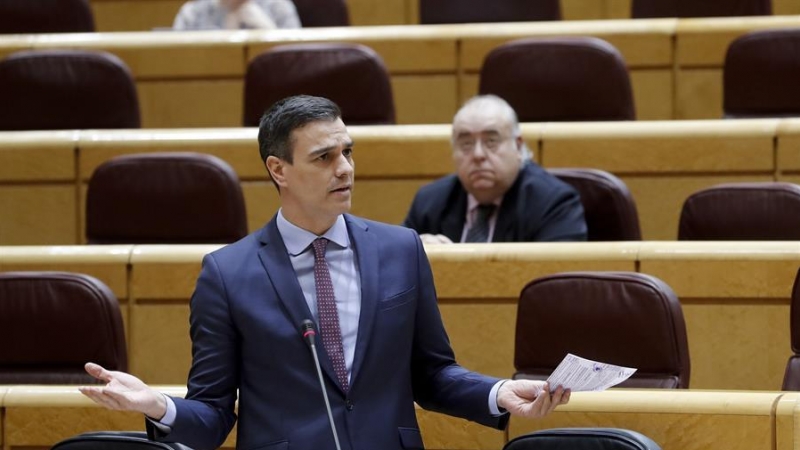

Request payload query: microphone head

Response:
[301,319,316,345]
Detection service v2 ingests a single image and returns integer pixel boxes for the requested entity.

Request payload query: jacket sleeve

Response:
[407,230,508,430]
[149,253,240,450]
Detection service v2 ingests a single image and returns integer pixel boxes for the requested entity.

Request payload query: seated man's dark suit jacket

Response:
[147,214,506,450]
[403,161,587,242]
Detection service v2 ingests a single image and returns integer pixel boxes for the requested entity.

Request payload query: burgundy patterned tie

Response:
[312,238,349,392]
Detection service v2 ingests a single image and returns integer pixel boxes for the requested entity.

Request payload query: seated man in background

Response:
[173,0,301,30]
[403,95,588,243]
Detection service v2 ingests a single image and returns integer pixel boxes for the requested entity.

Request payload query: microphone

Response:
[300,319,342,450]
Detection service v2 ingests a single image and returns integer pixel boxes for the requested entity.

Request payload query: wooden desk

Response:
[0,385,500,450]
[3,17,799,127]
[0,242,797,390]
[2,387,796,450]
[509,390,800,450]
[3,118,797,244]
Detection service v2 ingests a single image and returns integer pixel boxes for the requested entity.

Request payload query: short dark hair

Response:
[257,95,342,164]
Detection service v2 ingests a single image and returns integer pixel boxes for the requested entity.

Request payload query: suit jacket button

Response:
[345,400,354,411]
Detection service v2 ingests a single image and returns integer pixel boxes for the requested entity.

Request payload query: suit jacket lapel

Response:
[346,214,378,388]
[441,188,468,242]
[256,219,343,393]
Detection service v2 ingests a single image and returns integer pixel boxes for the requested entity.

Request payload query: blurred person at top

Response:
[173,0,301,30]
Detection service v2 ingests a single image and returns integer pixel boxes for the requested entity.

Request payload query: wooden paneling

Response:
[2,119,795,244]
[2,388,797,450]
[509,391,789,450]
[2,17,800,124]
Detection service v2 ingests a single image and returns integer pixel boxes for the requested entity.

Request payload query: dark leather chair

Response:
[419,0,560,24]
[244,43,395,127]
[784,268,800,390]
[724,28,800,119]
[0,49,140,131]
[632,0,770,18]
[291,0,349,26]
[52,431,192,450]
[0,271,127,384]
[0,0,94,34]
[678,182,800,240]
[549,168,641,241]
[86,152,248,244]
[505,428,662,450]
[515,272,690,388]
[479,37,635,122]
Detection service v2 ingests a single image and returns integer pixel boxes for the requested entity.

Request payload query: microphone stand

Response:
[301,320,343,450]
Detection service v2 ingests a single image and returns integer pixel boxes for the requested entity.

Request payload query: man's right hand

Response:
[79,362,167,420]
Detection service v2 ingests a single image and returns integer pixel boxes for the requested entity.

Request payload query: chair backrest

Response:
[86,152,248,244]
[505,428,662,450]
[52,431,193,450]
[548,168,641,241]
[0,49,140,131]
[479,37,635,122]
[0,271,127,384]
[724,28,800,119]
[419,0,559,24]
[0,0,94,34]
[678,182,800,240]
[243,43,395,127]
[291,0,349,26]
[632,0,770,18]
[515,272,690,388]
[783,267,800,390]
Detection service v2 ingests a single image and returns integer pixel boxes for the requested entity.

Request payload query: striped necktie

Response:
[465,204,496,243]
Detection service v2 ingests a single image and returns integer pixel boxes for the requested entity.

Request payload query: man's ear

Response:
[515,136,526,161]
[265,156,288,188]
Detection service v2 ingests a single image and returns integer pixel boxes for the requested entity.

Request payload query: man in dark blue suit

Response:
[80,95,569,450]
[403,95,587,244]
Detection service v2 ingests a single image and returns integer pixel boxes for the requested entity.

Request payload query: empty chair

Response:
[0,0,94,34]
[0,49,140,131]
[244,43,395,126]
[632,0,770,18]
[678,182,800,240]
[784,268,800,390]
[420,0,559,24]
[52,431,192,450]
[505,428,662,450]
[0,271,127,384]
[724,28,800,119]
[516,272,690,388]
[291,0,349,26]
[479,37,635,122]
[549,168,641,241]
[86,152,248,244]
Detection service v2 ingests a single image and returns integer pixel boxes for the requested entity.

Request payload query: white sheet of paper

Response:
[545,353,637,392]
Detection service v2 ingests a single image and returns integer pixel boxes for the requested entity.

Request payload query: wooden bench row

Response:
[1,16,799,126]
[1,386,797,450]
[1,242,797,390]
[2,118,799,245]
[85,0,800,30]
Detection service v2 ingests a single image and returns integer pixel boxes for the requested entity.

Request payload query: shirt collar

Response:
[276,209,350,256]
[467,194,503,213]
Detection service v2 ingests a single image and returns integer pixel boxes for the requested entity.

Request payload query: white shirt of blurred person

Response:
[173,0,301,30]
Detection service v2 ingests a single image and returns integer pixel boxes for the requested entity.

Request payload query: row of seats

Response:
[79,152,800,245]
[0,0,775,35]
[3,29,800,131]
[6,266,800,390]
[49,428,663,450]
[0,0,350,33]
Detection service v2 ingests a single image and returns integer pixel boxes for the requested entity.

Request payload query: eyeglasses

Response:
[454,133,515,155]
